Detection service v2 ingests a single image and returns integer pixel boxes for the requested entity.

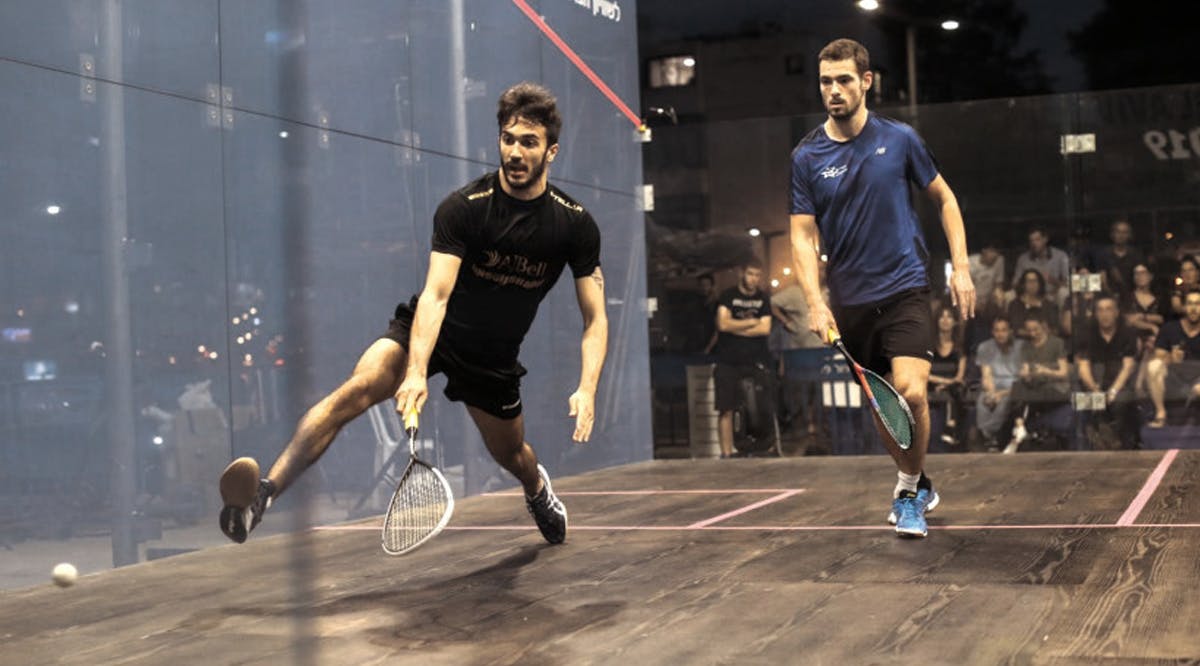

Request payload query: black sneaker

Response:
[525,464,567,544]
[219,457,275,543]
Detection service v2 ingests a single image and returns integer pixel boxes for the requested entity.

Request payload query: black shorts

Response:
[714,362,769,413]
[1165,361,1200,401]
[832,288,934,376]
[381,297,527,419]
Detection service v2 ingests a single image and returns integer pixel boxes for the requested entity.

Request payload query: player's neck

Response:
[499,171,549,201]
[825,107,869,141]
[1184,318,1200,335]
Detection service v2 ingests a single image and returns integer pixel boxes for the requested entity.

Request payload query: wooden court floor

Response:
[2,451,1199,665]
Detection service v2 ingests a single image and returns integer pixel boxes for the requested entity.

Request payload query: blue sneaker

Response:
[893,489,930,538]
[888,486,939,525]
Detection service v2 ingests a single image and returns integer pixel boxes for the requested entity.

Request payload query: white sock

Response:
[895,471,920,497]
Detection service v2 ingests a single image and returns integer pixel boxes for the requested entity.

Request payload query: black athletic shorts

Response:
[1165,360,1200,401]
[381,296,527,420]
[714,362,768,413]
[832,287,935,376]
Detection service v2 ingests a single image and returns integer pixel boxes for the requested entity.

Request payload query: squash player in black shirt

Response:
[218,83,607,546]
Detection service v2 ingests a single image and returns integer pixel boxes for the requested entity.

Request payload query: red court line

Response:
[687,490,804,528]
[483,489,806,497]
[510,0,642,128]
[315,523,1200,532]
[1117,448,1180,526]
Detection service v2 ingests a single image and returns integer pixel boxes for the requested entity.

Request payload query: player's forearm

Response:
[577,314,608,394]
[1110,358,1136,394]
[405,290,449,378]
[790,221,825,307]
[938,197,970,270]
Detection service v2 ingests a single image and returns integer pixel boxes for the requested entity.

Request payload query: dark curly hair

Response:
[496,82,562,146]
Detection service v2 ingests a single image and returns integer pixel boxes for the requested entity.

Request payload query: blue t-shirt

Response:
[790,113,939,307]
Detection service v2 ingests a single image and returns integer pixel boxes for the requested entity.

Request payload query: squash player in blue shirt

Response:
[789,39,976,537]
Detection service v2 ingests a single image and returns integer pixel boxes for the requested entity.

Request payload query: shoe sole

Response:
[220,457,260,508]
[887,491,939,525]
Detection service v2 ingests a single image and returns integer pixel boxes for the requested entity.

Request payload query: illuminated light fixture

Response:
[748,228,762,237]
[244,332,253,341]
[682,56,696,68]
[208,351,219,360]
[249,307,258,315]
[198,345,207,353]
[237,336,245,345]
[279,131,289,138]
[253,317,262,326]
[856,0,880,10]
[153,436,164,446]
[168,356,177,365]
[771,279,780,288]
[1166,232,1175,240]
[232,317,240,325]
[46,204,62,215]
[941,19,960,30]
[782,267,792,276]
[819,254,829,262]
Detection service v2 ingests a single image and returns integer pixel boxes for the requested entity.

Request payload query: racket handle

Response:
[826,328,839,345]
[403,409,419,434]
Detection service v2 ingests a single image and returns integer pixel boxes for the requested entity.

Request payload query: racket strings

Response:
[382,462,452,554]
[864,372,913,444]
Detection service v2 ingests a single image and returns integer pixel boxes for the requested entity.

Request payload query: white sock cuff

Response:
[895,471,920,496]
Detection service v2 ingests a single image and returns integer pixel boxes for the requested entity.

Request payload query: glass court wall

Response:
[0,0,649,586]
[647,84,1200,458]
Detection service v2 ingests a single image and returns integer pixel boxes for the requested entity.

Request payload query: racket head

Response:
[381,458,455,555]
[858,366,915,449]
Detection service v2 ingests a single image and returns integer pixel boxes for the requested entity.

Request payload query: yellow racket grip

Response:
[403,409,419,432]
[826,327,839,345]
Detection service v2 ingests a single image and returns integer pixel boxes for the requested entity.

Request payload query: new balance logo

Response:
[876,146,887,155]
[820,164,848,179]
[502,398,522,411]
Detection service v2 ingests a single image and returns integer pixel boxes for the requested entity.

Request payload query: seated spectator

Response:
[975,316,1025,450]
[968,242,1006,349]
[1094,219,1144,299]
[1147,286,1200,427]
[1006,316,1070,452]
[1168,254,1200,320]
[1008,269,1060,338]
[1076,294,1140,449]
[1123,262,1168,395]
[1012,227,1070,306]
[929,304,967,448]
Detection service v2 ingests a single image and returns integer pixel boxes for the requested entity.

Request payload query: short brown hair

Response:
[497,82,562,146]
[818,38,870,76]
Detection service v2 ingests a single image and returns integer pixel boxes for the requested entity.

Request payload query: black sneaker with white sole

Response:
[525,464,568,544]
[219,457,275,544]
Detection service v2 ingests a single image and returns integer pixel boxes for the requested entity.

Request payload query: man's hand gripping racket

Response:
[826,328,915,450]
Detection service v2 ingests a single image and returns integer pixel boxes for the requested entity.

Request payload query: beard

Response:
[825,94,861,119]
[501,155,547,191]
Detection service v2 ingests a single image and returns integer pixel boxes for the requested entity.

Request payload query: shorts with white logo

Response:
[832,287,935,377]
[382,296,526,420]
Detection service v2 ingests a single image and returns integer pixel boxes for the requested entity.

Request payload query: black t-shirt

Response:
[715,286,771,365]
[1078,324,1136,387]
[430,172,601,353]
[1155,320,1200,360]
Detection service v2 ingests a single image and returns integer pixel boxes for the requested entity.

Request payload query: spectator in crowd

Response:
[769,277,825,438]
[928,304,967,448]
[1006,316,1070,453]
[1007,269,1060,338]
[698,273,720,355]
[1146,286,1200,428]
[1168,254,1200,320]
[1094,219,1144,299]
[1123,262,1168,395]
[1012,227,1071,306]
[1076,294,1140,448]
[713,258,773,457]
[975,316,1024,451]
[969,242,1006,316]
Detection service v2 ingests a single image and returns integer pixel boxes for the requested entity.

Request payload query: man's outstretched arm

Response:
[570,266,609,442]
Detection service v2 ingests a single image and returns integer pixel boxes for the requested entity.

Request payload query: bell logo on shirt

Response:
[820,164,848,179]
[473,250,549,289]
